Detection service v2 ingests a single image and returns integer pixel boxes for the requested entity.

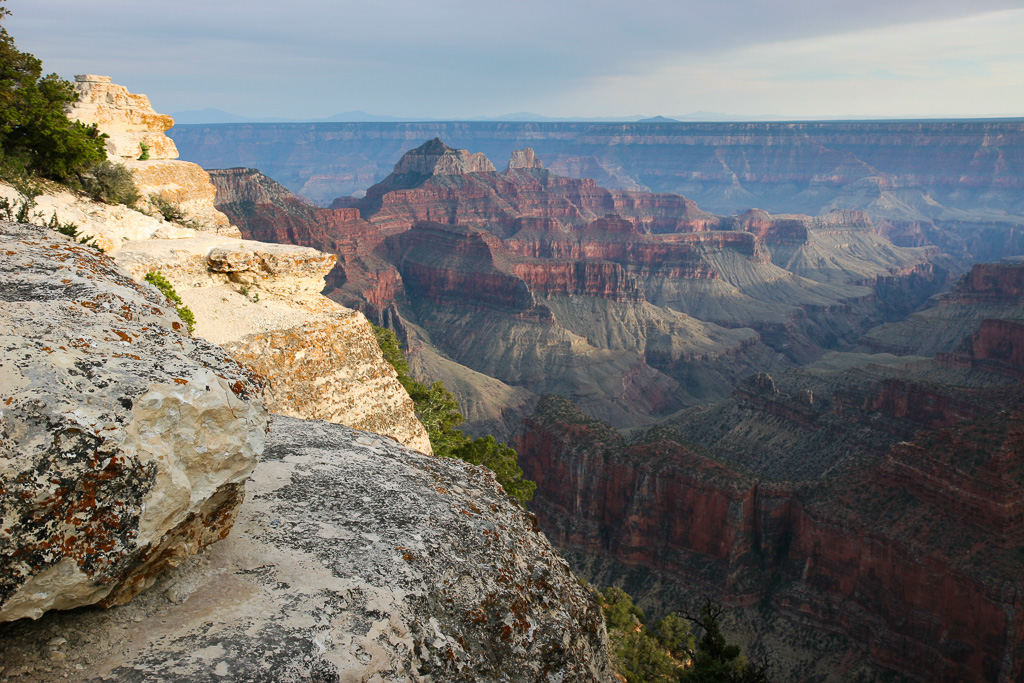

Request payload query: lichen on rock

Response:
[0,415,614,681]
[0,221,268,622]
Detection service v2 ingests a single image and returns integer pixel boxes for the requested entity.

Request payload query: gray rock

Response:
[0,222,268,621]
[0,415,614,682]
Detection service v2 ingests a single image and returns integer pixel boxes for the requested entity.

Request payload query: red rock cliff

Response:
[516,395,1024,682]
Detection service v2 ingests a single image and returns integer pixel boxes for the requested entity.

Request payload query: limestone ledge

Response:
[67,75,178,161]
[114,235,433,454]
[126,160,236,235]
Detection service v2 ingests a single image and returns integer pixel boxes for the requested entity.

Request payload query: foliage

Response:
[149,194,186,223]
[0,193,100,250]
[144,270,195,333]
[596,587,771,683]
[0,194,31,222]
[73,161,139,206]
[599,587,687,682]
[372,324,536,504]
[679,600,773,683]
[0,2,106,181]
[137,141,150,160]
[44,211,101,250]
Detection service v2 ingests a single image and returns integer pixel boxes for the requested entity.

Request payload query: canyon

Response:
[201,131,1024,680]
[173,119,1024,265]
[211,140,946,440]
[0,80,614,681]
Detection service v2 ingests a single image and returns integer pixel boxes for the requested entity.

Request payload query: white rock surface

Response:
[66,75,178,162]
[113,235,434,454]
[0,416,614,682]
[0,222,269,622]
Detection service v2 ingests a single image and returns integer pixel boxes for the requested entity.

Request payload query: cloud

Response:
[551,9,1024,118]
[6,0,1023,117]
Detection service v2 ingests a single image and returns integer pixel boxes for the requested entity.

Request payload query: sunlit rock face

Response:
[0,222,268,622]
[67,75,237,235]
[67,74,179,162]
[112,234,433,455]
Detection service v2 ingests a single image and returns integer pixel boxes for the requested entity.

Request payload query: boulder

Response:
[0,414,614,681]
[0,222,268,622]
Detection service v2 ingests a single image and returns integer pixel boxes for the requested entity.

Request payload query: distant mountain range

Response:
[169,108,804,125]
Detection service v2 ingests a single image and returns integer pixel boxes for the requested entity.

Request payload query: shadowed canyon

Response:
[196,127,1024,682]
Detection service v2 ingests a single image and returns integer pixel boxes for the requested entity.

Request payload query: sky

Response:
[7,0,1024,121]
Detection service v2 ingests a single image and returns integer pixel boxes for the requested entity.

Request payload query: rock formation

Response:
[212,142,943,435]
[0,222,268,622]
[63,82,431,452]
[67,75,178,162]
[861,260,1024,356]
[508,147,544,170]
[112,235,432,454]
[0,222,615,680]
[67,75,235,235]
[169,120,1024,237]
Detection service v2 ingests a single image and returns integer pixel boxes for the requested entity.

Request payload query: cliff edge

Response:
[0,222,614,680]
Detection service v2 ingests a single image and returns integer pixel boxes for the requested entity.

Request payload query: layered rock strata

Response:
[0,222,268,622]
[68,76,235,235]
[515,395,1024,683]
[67,75,178,162]
[212,143,940,432]
[861,261,1024,356]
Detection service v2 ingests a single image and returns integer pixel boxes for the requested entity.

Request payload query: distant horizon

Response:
[169,107,1024,127]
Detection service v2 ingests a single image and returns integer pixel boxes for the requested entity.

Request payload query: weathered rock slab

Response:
[0,222,268,622]
[0,416,614,682]
[114,235,434,454]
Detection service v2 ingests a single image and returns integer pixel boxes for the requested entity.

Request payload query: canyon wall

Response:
[515,394,1024,682]
[212,141,945,434]
[169,120,1024,212]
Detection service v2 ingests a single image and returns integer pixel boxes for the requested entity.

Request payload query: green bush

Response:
[74,161,140,206]
[372,324,536,504]
[149,194,185,223]
[0,2,107,181]
[144,270,195,333]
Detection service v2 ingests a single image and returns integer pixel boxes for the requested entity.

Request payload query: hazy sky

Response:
[8,0,1024,120]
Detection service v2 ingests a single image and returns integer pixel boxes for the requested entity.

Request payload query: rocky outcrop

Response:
[862,261,1024,356]
[0,415,614,681]
[112,235,432,455]
[125,160,234,234]
[391,137,496,177]
[938,318,1024,379]
[67,75,178,161]
[0,222,615,677]
[515,395,1024,683]
[508,147,544,170]
[0,222,268,622]
[68,76,236,235]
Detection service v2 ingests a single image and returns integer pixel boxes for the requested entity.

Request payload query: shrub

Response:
[74,161,140,206]
[372,324,536,504]
[144,270,195,333]
[149,194,185,223]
